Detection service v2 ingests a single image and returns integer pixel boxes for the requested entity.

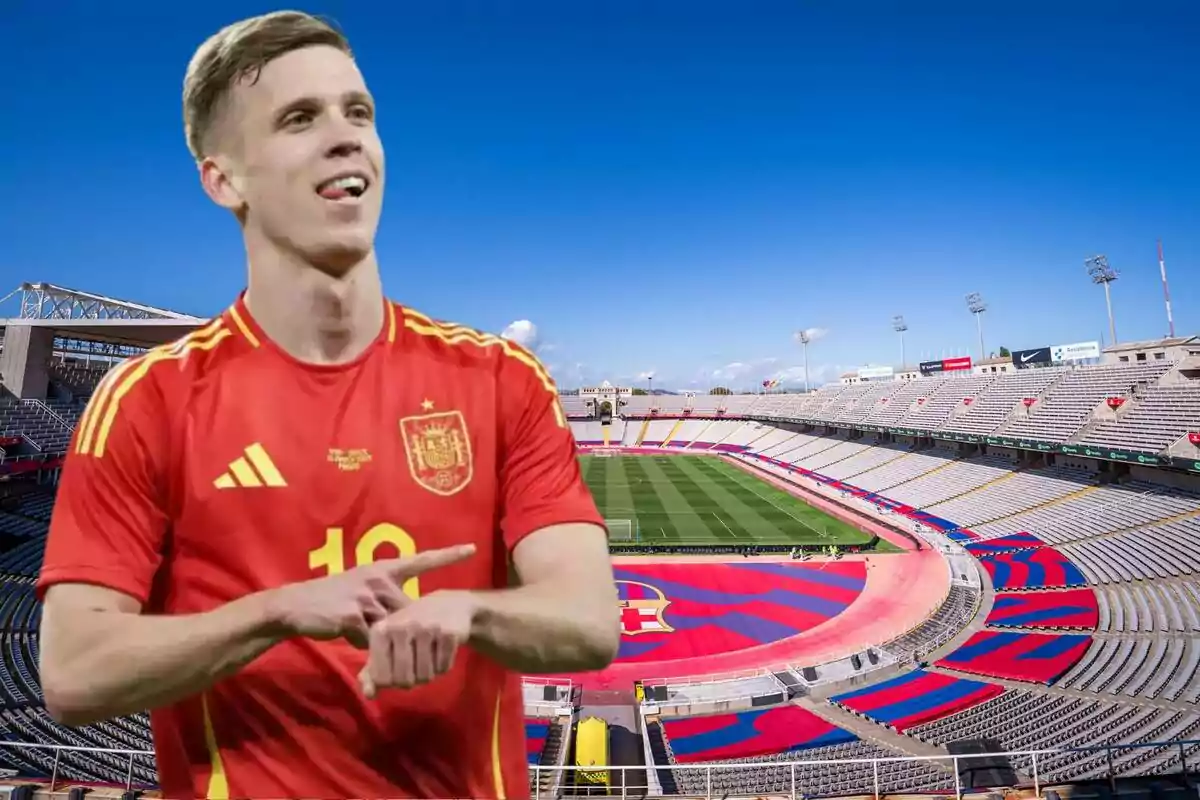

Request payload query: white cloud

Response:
[638,370,656,380]
[769,363,850,388]
[500,319,539,350]
[792,327,829,344]
[707,356,786,386]
[771,366,808,384]
[710,361,753,382]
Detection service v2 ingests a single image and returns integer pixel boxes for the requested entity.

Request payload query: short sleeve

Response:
[497,349,603,551]
[36,367,170,606]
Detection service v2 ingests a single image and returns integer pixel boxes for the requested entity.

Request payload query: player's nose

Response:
[322,113,365,160]
[324,133,363,160]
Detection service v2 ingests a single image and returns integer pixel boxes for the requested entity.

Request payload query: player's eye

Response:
[347,103,374,123]
[281,109,315,129]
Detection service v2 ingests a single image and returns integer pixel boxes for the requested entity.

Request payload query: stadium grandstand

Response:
[3,281,1200,799]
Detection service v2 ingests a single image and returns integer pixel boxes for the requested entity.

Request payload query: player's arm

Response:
[36,374,294,726]
[464,353,620,674]
[40,584,286,726]
[467,522,620,673]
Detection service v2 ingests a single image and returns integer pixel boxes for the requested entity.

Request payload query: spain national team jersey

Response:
[36,294,603,799]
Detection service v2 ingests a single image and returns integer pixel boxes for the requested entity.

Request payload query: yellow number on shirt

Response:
[309,523,421,600]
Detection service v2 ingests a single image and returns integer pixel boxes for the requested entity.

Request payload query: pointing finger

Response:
[383,544,476,581]
[358,667,376,699]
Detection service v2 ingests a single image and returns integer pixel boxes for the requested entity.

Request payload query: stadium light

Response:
[892,315,908,369]
[1086,255,1119,346]
[795,329,812,393]
[965,293,987,361]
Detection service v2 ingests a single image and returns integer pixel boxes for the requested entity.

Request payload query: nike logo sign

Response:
[1021,352,1039,362]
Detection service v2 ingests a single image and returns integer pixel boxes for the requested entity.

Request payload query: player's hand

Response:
[357,590,478,698]
[266,544,477,648]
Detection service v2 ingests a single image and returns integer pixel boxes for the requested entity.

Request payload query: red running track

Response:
[556,549,949,688]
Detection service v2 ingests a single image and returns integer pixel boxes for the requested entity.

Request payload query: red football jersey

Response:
[37,294,603,799]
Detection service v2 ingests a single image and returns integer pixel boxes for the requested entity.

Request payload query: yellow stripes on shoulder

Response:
[400,305,565,428]
[75,319,233,458]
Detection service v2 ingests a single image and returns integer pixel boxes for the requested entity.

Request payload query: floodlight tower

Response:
[965,292,987,361]
[1086,255,1119,346]
[892,315,908,369]
[796,329,812,393]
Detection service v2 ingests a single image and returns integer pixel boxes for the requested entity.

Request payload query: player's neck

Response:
[244,251,385,366]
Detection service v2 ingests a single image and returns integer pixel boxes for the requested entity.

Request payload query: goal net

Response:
[605,518,637,543]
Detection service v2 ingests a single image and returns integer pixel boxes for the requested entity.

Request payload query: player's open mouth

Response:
[316,172,370,202]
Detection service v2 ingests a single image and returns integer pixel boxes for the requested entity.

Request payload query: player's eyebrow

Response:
[272,90,375,126]
[343,90,375,110]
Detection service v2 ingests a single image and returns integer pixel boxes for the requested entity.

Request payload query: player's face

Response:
[224,45,385,275]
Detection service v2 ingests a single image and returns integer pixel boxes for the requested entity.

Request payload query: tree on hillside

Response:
[710,386,732,395]
[631,387,648,395]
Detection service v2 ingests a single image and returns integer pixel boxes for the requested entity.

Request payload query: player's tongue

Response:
[317,175,365,201]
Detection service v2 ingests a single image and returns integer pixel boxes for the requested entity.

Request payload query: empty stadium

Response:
[3,283,1200,799]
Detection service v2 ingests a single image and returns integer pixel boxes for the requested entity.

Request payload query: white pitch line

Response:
[712,511,738,538]
[714,462,827,539]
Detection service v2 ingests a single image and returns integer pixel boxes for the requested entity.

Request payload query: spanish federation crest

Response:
[616,580,674,636]
[400,410,473,496]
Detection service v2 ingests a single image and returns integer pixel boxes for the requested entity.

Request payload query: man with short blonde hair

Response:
[37,10,619,799]
[183,11,352,162]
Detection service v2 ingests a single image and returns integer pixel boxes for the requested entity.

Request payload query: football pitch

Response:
[579,455,899,551]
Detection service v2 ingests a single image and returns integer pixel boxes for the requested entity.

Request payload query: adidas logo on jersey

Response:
[213,443,288,489]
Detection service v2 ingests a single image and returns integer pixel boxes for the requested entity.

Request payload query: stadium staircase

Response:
[971,485,1101,530]
[846,449,959,489]
[1026,502,1200,553]
[931,467,1026,507]
[797,697,950,762]
[571,694,648,797]
[689,420,717,448]
[996,368,1074,428]
[1070,405,1126,445]
[790,437,848,464]
[839,447,912,480]
[926,666,1192,714]
[528,718,569,798]
[742,425,788,451]
[1086,505,1200,544]
[634,420,651,446]
[659,420,687,448]
[808,442,878,472]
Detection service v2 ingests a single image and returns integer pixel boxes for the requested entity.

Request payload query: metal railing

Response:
[529,738,1199,800]
[25,399,71,431]
[523,676,575,715]
[3,737,1194,798]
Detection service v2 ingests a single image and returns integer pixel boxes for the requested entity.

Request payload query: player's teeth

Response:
[318,176,367,197]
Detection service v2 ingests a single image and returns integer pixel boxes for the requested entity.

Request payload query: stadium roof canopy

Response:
[1105,335,1200,353]
[0,282,206,349]
[0,317,205,348]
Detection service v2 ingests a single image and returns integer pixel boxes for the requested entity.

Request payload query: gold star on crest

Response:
[421,399,435,411]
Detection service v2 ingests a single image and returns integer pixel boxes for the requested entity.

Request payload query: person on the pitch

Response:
[36,11,619,799]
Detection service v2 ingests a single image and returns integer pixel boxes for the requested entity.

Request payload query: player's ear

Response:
[198,156,247,214]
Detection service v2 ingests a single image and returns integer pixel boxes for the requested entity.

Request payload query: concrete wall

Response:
[0,323,53,399]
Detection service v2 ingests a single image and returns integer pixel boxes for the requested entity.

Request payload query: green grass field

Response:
[579,455,899,551]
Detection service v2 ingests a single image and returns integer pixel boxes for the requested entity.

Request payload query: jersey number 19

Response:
[308,523,422,600]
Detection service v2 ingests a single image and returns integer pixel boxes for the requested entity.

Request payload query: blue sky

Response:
[2,1,1197,391]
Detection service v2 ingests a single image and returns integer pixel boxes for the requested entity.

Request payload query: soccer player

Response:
[35,11,620,799]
